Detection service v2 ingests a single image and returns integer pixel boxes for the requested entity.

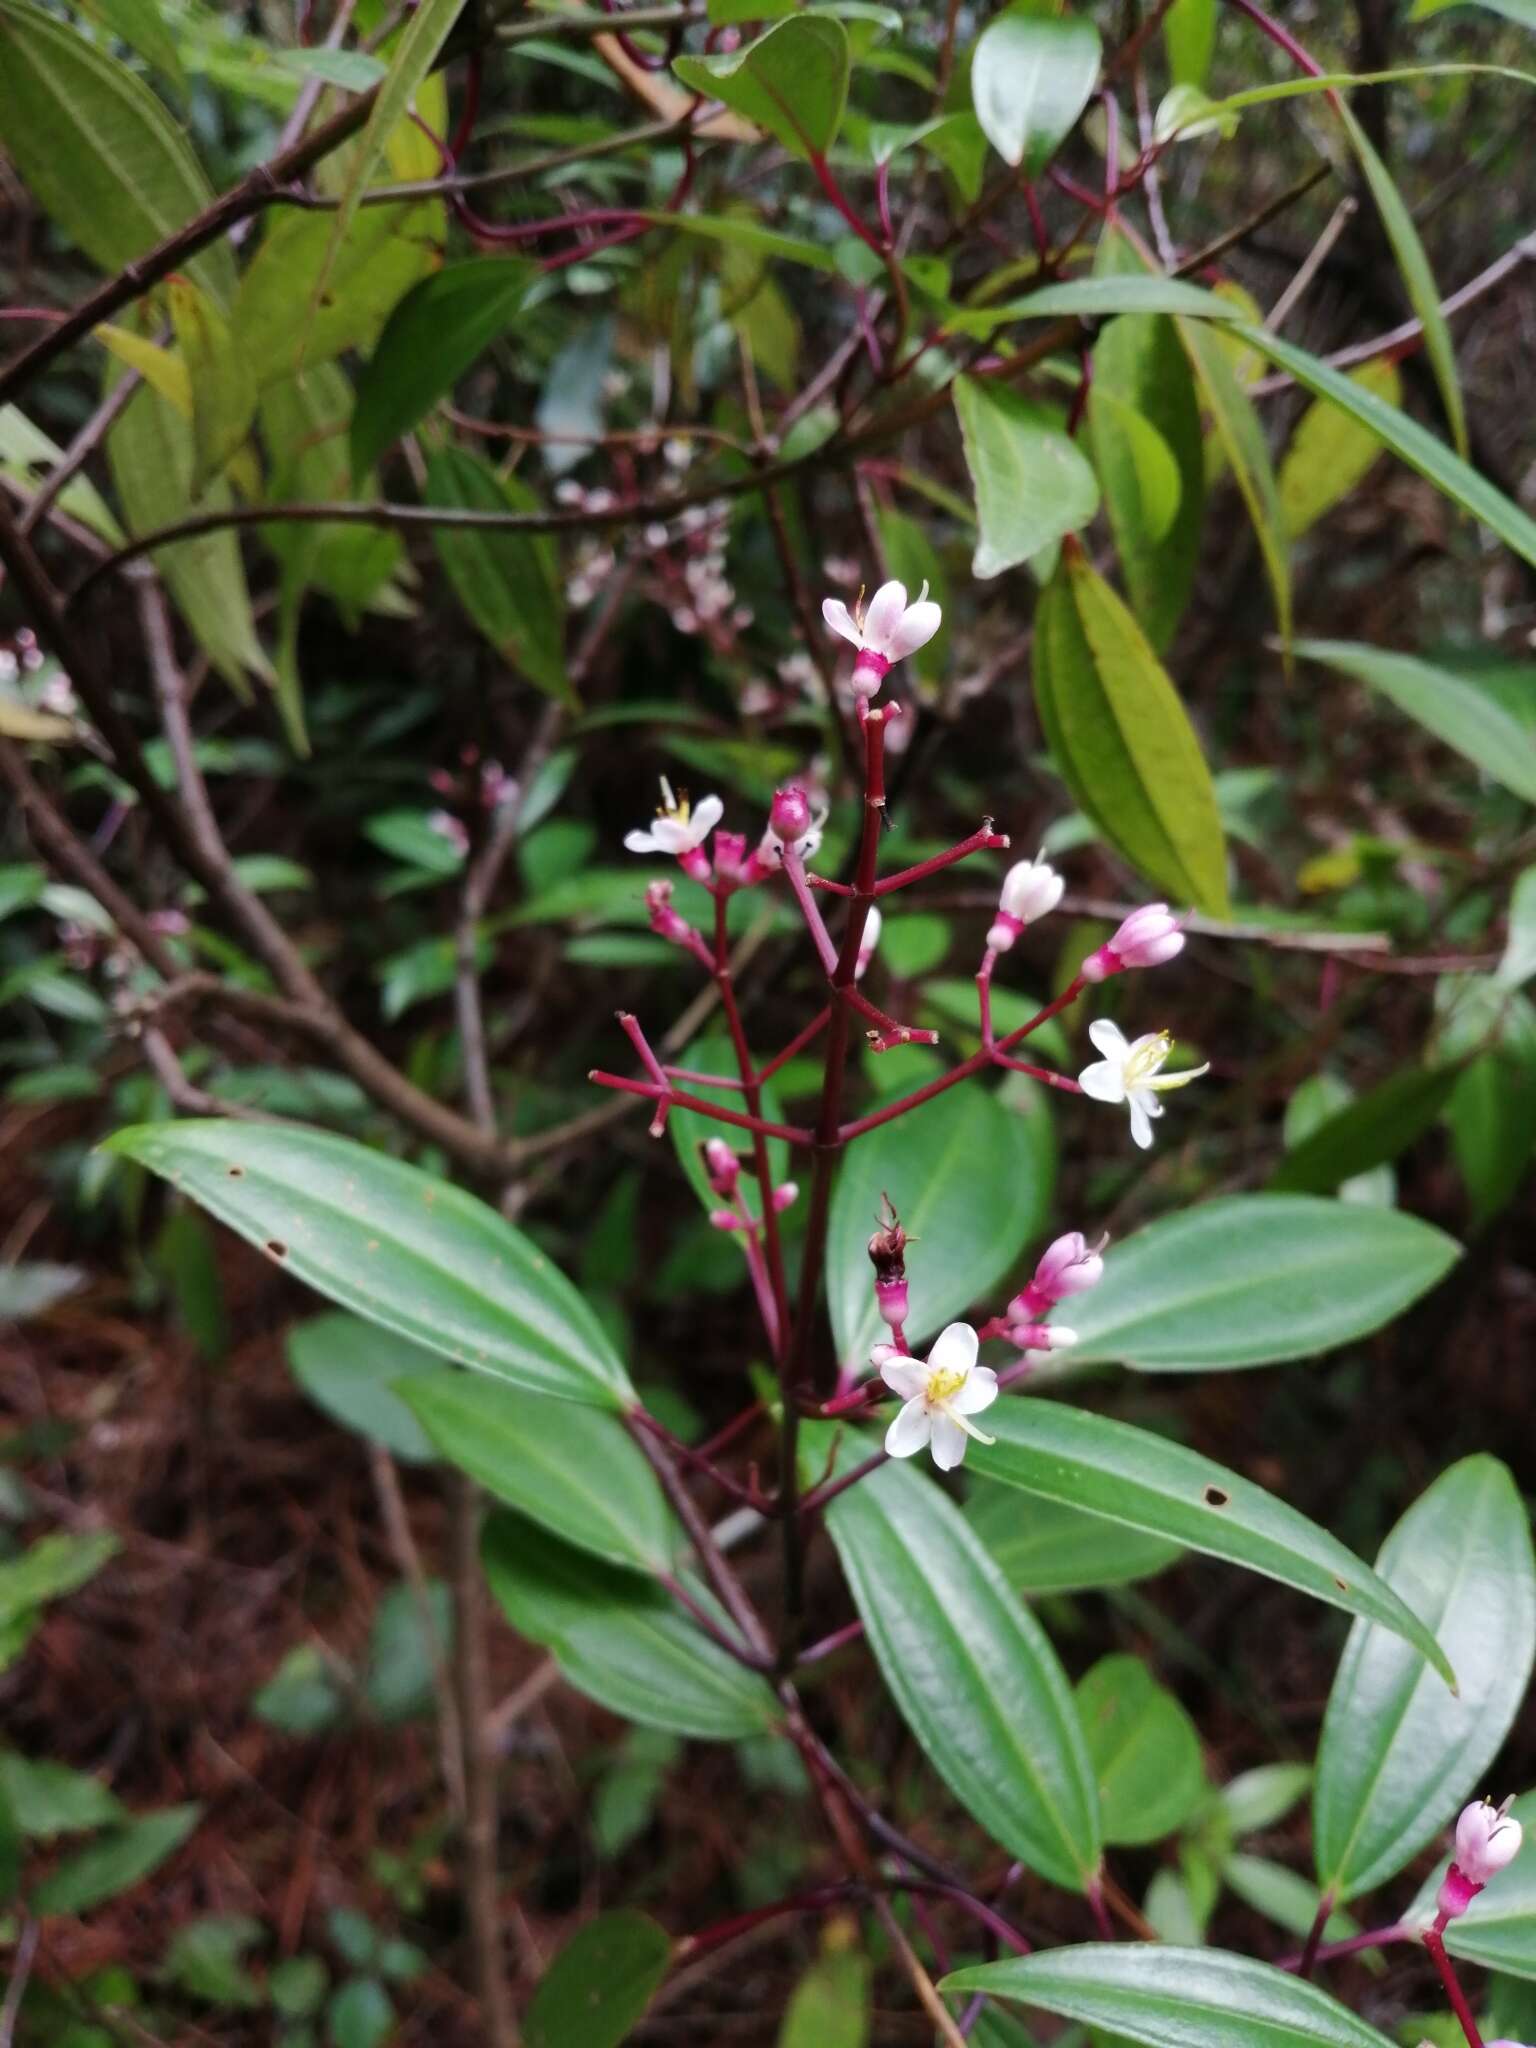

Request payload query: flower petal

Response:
[1078,1059,1127,1104]
[624,829,661,854]
[649,818,689,854]
[885,1397,933,1460]
[926,1321,979,1380]
[861,580,908,656]
[1150,1061,1210,1094]
[1128,1094,1155,1148]
[1088,1017,1129,1059]
[880,1355,928,1401]
[689,794,725,841]
[885,599,942,662]
[822,598,862,647]
[951,1365,998,1415]
[929,1412,969,1471]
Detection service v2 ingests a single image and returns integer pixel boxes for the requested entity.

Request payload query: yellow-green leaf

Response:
[1178,312,1291,647]
[1279,359,1401,539]
[167,280,257,492]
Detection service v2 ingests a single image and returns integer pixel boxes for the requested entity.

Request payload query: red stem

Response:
[759,1005,830,1082]
[873,825,1010,895]
[807,150,887,256]
[589,1070,811,1143]
[1425,1929,1485,2048]
[716,891,790,1355]
[797,1618,866,1665]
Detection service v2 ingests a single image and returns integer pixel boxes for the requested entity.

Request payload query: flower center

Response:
[926,1365,967,1405]
[1123,1031,1172,1089]
[657,776,691,825]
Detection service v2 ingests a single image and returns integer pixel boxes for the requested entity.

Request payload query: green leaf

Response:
[524,1910,671,2048]
[483,1513,777,1740]
[1066,1195,1460,1370]
[350,260,533,479]
[673,16,850,162]
[0,1753,123,1839]
[276,47,386,91]
[649,210,838,273]
[1221,1764,1313,1837]
[167,279,257,491]
[1223,1858,1358,1944]
[0,1530,118,1627]
[105,1121,633,1409]
[1314,1456,1535,1901]
[1076,1654,1205,1846]
[426,448,573,706]
[1178,313,1292,645]
[1033,547,1229,914]
[942,1944,1397,2047]
[304,0,466,349]
[778,1947,870,2048]
[398,1373,672,1572]
[824,1457,1102,1890]
[1296,640,1536,806]
[967,1484,1183,1594]
[973,1401,1455,1686]
[1090,310,1206,653]
[828,1080,1053,1376]
[237,204,441,391]
[1497,868,1536,990]
[78,0,186,88]
[32,1803,201,1916]
[1164,0,1216,87]
[1449,1035,1536,1229]
[252,1645,345,1736]
[0,0,231,305]
[1279,360,1402,540]
[954,377,1101,578]
[1240,327,1536,571]
[363,1581,451,1723]
[986,274,1244,326]
[1340,105,1464,457]
[271,1957,330,2020]
[1411,1788,1536,1979]
[327,1976,393,2048]
[164,1913,264,2008]
[1270,1066,1460,1195]
[0,407,123,545]
[970,10,1101,173]
[1283,1074,1394,1207]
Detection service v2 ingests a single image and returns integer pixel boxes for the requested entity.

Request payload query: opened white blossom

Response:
[1457,1798,1523,1884]
[1078,1018,1209,1149]
[988,857,1064,952]
[624,778,723,867]
[880,1321,998,1472]
[823,579,942,698]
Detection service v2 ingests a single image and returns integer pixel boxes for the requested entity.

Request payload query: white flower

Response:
[1078,1018,1209,1150]
[624,777,724,858]
[988,857,1064,952]
[823,579,942,697]
[880,1322,998,1472]
[1456,1797,1523,1885]
[856,905,881,981]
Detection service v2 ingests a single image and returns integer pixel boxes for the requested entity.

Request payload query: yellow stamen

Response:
[1123,1031,1173,1090]
[927,1365,967,1404]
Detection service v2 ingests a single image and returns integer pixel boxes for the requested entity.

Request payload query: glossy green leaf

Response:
[1339,107,1464,457]
[973,1401,1455,1685]
[954,377,1100,578]
[350,259,533,478]
[106,1120,633,1408]
[399,1372,672,1572]
[1221,1764,1313,1837]
[1076,1654,1205,1846]
[970,10,1100,173]
[1296,640,1536,806]
[1087,391,1181,541]
[1241,328,1536,571]
[32,1803,202,1916]
[828,1080,1053,1375]
[426,448,573,705]
[482,1513,777,1739]
[524,1910,671,2048]
[1270,1066,1459,1195]
[825,1459,1101,1890]
[673,16,849,162]
[1033,547,1229,914]
[1315,1456,1535,1901]
[1279,360,1402,540]
[285,1311,442,1463]
[1497,868,1536,990]
[1066,1195,1460,1370]
[1282,1074,1394,1207]
[943,1944,1396,2047]
[967,1484,1183,1595]
[0,0,231,304]
[1178,313,1291,644]
[989,274,1243,326]
[1409,1789,1536,1979]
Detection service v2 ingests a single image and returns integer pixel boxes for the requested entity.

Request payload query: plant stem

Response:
[588,1069,811,1142]
[873,824,1010,894]
[1297,1889,1334,1979]
[715,892,791,1352]
[1425,1929,1485,2048]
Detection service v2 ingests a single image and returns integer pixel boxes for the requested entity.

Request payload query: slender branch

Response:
[628,1419,773,1661]
[1425,1928,1485,2048]
[367,1442,466,1818]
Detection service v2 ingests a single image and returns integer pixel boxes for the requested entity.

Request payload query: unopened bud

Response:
[772,1181,799,1212]
[1457,1798,1522,1887]
[1083,903,1186,983]
[988,858,1064,953]
[769,784,813,843]
[703,1137,740,1199]
[712,829,750,887]
[1005,1321,1079,1353]
[856,906,882,982]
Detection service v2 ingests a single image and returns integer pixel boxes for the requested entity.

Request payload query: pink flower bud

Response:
[875,1276,909,1331]
[1082,903,1186,982]
[772,1181,799,1212]
[712,829,750,886]
[770,785,813,843]
[1010,1232,1106,1321]
[1456,1798,1523,1886]
[988,859,1064,952]
[1004,1321,1079,1353]
[708,1208,743,1232]
[1437,1865,1483,1922]
[869,1342,898,1369]
[646,879,691,944]
[703,1138,740,1199]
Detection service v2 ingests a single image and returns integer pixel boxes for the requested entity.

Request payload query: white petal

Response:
[649,817,689,854]
[929,1412,969,1471]
[822,598,862,647]
[885,1397,933,1459]
[951,1365,998,1415]
[1078,1059,1127,1105]
[1088,1017,1130,1059]
[861,580,908,656]
[884,599,942,661]
[1128,1094,1155,1148]
[624,828,661,854]
[880,1355,928,1401]
[926,1321,979,1380]
[689,794,724,839]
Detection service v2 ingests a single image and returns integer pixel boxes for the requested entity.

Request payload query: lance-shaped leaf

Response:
[973,1401,1455,1685]
[1270,1066,1460,1195]
[954,377,1100,578]
[1033,544,1229,914]
[1314,1456,1535,1901]
[942,1944,1397,2048]
[1179,310,1291,645]
[1280,360,1401,539]
[482,1513,777,1740]
[968,1485,1183,1595]
[673,16,849,162]
[824,1458,1102,1890]
[167,280,257,492]
[1065,1195,1459,1371]
[106,1120,633,1408]
[970,11,1101,173]
[426,448,573,706]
